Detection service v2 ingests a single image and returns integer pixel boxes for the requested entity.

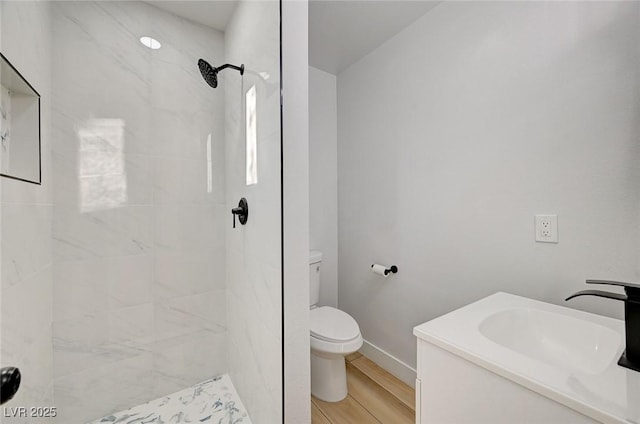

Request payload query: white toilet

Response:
[309,250,363,402]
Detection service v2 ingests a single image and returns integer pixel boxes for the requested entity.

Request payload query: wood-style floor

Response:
[311,352,415,424]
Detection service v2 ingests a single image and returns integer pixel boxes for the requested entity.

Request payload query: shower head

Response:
[198,59,218,88]
[198,59,244,89]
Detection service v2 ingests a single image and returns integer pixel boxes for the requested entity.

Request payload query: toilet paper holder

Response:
[371,264,398,276]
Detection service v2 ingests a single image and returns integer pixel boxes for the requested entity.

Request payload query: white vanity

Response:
[413,292,640,424]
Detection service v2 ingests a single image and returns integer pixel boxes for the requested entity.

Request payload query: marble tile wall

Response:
[50,2,227,422]
[224,1,283,423]
[0,2,55,422]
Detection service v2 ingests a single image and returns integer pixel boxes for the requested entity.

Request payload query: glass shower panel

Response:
[0,1,282,423]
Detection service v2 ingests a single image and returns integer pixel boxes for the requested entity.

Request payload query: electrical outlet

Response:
[535,215,558,243]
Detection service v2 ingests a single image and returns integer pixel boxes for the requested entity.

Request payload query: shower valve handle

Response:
[231,198,248,228]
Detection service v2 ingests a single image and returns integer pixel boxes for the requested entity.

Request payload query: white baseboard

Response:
[359,339,416,387]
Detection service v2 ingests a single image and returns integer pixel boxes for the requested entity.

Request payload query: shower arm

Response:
[217,63,245,75]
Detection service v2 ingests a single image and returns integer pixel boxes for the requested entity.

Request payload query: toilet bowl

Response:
[309,251,362,402]
[310,306,363,402]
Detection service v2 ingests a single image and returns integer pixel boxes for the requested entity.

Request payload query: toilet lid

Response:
[310,307,360,342]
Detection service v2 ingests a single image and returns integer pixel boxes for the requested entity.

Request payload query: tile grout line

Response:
[344,392,383,424]
[311,396,334,424]
[346,362,413,422]
[350,357,415,412]
[314,393,382,424]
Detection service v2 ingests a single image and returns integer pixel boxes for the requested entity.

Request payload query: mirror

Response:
[0,52,41,184]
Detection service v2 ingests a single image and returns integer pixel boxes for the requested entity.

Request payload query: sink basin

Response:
[479,308,622,375]
[414,293,637,423]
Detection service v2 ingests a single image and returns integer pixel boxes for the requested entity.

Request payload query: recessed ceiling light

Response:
[140,36,161,50]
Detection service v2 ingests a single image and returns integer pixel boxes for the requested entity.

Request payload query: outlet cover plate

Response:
[535,214,558,243]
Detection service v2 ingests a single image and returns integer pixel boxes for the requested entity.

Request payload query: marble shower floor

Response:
[88,374,251,424]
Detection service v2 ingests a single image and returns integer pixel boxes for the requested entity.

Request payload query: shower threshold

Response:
[88,374,251,424]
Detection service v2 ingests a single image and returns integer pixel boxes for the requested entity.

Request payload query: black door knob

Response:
[1,367,21,405]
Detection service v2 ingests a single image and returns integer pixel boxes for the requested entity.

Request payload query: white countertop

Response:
[414,292,640,424]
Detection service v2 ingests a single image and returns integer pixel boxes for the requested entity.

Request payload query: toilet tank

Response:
[309,251,322,307]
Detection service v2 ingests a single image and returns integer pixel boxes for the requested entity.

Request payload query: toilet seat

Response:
[310,306,363,355]
[310,333,363,356]
[310,306,360,342]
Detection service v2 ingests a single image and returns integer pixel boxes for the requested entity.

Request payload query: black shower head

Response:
[198,58,244,89]
[198,59,218,88]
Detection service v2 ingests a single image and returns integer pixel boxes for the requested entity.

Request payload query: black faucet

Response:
[566,280,640,372]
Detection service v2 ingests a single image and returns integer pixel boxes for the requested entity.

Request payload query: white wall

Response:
[225,1,283,423]
[309,66,337,307]
[337,1,640,373]
[51,2,226,421]
[0,2,54,418]
[283,1,310,423]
